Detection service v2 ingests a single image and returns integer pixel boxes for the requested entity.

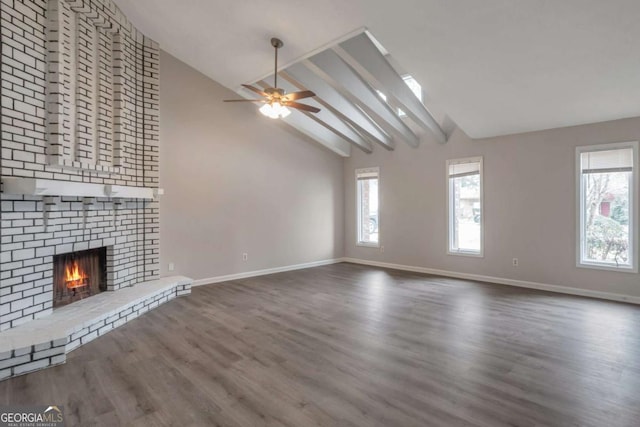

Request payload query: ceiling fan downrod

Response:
[271,37,283,89]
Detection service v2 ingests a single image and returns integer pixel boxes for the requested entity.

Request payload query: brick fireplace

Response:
[0,0,192,380]
[0,0,161,330]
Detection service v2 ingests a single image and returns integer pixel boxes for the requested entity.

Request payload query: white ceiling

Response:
[114,0,640,139]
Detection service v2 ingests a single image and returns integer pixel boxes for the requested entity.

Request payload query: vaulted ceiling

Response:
[114,0,640,140]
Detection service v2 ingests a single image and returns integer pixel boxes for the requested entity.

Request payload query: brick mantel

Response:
[2,177,163,199]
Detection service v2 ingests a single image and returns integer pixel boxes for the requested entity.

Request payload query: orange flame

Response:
[65,260,87,289]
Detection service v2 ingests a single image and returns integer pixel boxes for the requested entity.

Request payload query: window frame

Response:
[576,141,639,273]
[355,167,381,248]
[446,157,484,257]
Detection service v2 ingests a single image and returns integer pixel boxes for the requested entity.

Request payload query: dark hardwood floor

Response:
[2,262,640,426]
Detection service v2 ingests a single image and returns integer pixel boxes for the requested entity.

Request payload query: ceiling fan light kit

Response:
[259,102,291,119]
[224,37,320,118]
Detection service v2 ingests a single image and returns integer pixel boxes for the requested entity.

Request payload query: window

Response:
[577,142,638,272]
[447,157,483,256]
[356,168,380,246]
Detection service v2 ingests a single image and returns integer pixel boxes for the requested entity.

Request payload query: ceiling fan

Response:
[224,38,320,119]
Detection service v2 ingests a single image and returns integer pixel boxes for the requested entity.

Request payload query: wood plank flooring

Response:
[2,262,640,426]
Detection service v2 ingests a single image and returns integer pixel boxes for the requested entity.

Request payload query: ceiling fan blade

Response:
[241,84,269,97]
[223,99,265,102]
[285,101,321,113]
[282,90,316,102]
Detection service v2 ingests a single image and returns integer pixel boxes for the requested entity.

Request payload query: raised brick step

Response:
[0,276,192,381]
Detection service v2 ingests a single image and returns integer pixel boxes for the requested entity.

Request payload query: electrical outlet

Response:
[512,258,519,267]
[168,262,175,272]
[242,253,248,261]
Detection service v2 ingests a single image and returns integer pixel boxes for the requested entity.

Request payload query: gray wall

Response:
[160,48,639,299]
[159,52,344,280]
[344,117,640,299]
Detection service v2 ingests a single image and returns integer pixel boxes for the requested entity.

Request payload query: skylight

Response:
[377,76,423,117]
[398,76,422,117]
[403,76,422,101]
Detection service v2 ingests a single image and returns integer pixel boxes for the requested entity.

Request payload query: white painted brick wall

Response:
[1,0,160,330]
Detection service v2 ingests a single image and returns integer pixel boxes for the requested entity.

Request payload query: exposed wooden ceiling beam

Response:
[281,65,395,151]
[335,32,447,144]
[304,50,420,147]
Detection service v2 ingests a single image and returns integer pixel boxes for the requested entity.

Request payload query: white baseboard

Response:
[342,257,640,305]
[192,258,343,287]
[192,256,640,305]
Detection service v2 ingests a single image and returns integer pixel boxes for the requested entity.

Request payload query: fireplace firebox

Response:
[53,247,107,308]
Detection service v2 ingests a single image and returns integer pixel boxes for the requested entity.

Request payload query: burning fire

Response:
[65,260,87,289]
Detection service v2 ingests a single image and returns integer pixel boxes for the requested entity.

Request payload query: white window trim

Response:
[576,141,639,273]
[446,157,484,257]
[356,167,381,248]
